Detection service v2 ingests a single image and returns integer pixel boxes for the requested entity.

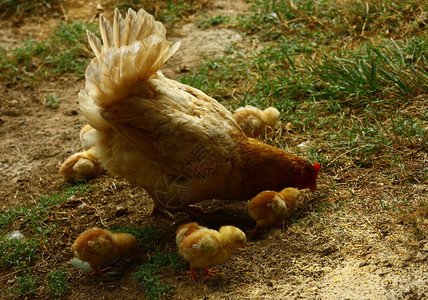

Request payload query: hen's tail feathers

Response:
[82,8,180,109]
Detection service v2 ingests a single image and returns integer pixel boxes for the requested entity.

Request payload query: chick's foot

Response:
[203,268,220,278]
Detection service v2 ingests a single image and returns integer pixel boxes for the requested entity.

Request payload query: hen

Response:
[247,187,300,234]
[176,222,246,283]
[60,8,320,218]
[233,105,281,138]
[71,228,138,275]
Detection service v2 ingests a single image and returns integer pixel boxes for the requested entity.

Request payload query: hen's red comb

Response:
[313,163,321,172]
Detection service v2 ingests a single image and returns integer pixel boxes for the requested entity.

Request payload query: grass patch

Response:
[196,15,232,28]
[44,94,62,109]
[47,267,71,298]
[238,0,425,41]
[0,21,97,87]
[113,226,163,252]
[0,184,90,267]
[0,184,89,297]
[0,183,90,230]
[133,250,183,300]
[0,0,59,16]
[113,226,182,298]
[5,271,38,299]
[312,39,428,107]
[0,236,39,269]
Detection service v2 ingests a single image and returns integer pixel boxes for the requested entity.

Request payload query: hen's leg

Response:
[150,203,175,219]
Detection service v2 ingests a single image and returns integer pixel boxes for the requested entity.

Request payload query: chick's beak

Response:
[241,242,247,248]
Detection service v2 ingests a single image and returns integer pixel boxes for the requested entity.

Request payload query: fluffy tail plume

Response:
[79,8,180,118]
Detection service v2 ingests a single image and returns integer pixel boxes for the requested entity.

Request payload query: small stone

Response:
[7,230,25,241]
[359,261,369,267]
[266,280,275,287]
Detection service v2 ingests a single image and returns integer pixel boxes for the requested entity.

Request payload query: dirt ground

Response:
[1,0,427,299]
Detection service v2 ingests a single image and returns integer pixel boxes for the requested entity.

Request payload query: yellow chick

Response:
[176,223,246,283]
[79,124,98,151]
[248,187,299,234]
[71,228,138,275]
[233,106,281,138]
[59,124,103,182]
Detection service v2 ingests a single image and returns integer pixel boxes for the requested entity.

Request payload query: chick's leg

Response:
[186,266,200,284]
[91,266,113,276]
[275,219,291,229]
[247,222,260,235]
[203,268,220,278]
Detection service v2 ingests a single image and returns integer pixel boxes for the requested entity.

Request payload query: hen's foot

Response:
[150,204,175,220]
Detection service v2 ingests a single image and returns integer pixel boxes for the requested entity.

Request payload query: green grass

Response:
[0,184,89,298]
[0,183,90,229]
[312,39,428,107]
[0,21,96,87]
[0,236,39,269]
[237,0,424,41]
[115,226,183,299]
[0,184,90,269]
[111,226,183,298]
[47,267,71,298]
[196,15,232,28]
[0,0,59,15]
[113,226,163,252]
[6,272,37,299]
[44,94,61,109]
[133,250,183,300]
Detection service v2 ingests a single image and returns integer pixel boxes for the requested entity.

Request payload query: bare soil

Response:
[1,1,427,299]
